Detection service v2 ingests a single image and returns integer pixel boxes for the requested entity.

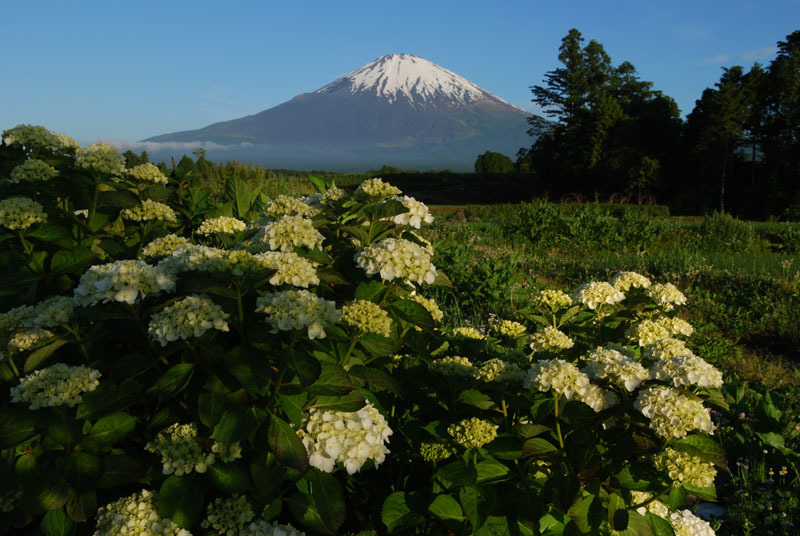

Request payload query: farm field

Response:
[1,129,799,536]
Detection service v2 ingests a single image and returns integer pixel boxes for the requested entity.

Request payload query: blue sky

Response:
[1,0,797,145]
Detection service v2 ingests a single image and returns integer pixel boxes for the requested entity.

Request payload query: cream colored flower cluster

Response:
[94,489,191,536]
[447,417,498,449]
[429,355,477,377]
[298,402,393,474]
[9,159,59,183]
[342,300,392,337]
[0,197,47,230]
[10,363,100,410]
[634,385,715,439]
[158,244,248,274]
[148,294,230,346]
[7,328,53,353]
[420,441,457,462]
[493,319,527,338]
[610,271,652,292]
[196,216,246,236]
[145,423,215,476]
[475,358,526,383]
[0,295,74,335]
[140,234,191,261]
[631,490,669,518]
[201,494,254,536]
[654,447,717,488]
[2,124,78,152]
[388,195,434,228]
[582,346,650,392]
[572,281,625,310]
[211,441,243,462]
[121,199,178,223]
[127,163,169,184]
[355,178,401,200]
[250,216,324,252]
[628,317,694,347]
[526,358,617,411]
[354,238,437,285]
[529,326,574,353]
[651,355,723,389]
[643,337,695,361]
[240,520,306,536]
[658,317,694,337]
[254,251,320,288]
[647,283,687,311]
[255,289,341,339]
[263,195,321,218]
[321,187,347,205]
[534,289,573,311]
[74,260,175,306]
[451,326,486,340]
[408,293,444,322]
[75,142,126,175]
[668,510,717,536]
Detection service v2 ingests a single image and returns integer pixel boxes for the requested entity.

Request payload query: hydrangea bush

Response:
[0,126,728,536]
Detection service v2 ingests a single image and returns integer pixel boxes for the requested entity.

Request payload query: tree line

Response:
[517,29,800,220]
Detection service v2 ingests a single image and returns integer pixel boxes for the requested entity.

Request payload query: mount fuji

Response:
[145,54,540,170]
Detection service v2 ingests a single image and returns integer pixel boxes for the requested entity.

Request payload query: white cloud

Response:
[738,47,778,61]
[700,54,732,65]
[101,139,257,153]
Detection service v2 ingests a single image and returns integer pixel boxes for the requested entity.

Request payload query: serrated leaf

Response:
[522,438,558,458]
[267,415,308,472]
[213,410,258,443]
[459,486,488,530]
[65,489,97,522]
[374,199,409,220]
[429,494,463,520]
[382,492,413,532]
[485,436,522,459]
[198,393,228,428]
[207,461,250,493]
[50,247,96,276]
[27,224,73,248]
[308,362,357,396]
[389,299,435,331]
[435,460,477,489]
[568,493,603,534]
[76,379,141,420]
[476,457,510,483]
[56,452,103,490]
[359,333,398,357]
[614,463,663,491]
[305,469,346,533]
[96,454,146,489]
[646,513,675,536]
[158,475,204,529]
[311,391,366,412]
[40,508,74,536]
[153,363,194,398]
[355,281,386,302]
[458,389,495,410]
[670,434,727,469]
[87,412,138,448]
[287,492,331,534]
[23,338,68,372]
[0,408,40,449]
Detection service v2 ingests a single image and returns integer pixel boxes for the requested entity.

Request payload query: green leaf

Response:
[267,415,308,472]
[227,345,273,396]
[568,493,603,534]
[312,391,366,412]
[0,407,40,449]
[97,189,139,208]
[670,434,727,469]
[614,463,663,491]
[458,389,495,410]
[305,469,346,533]
[683,483,717,501]
[608,493,625,531]
[308,175,327,194]
[225,176,259,218]
[27,224,73,248]
[153,363,194,398]
[522,438,558,458]
[288,350,322,387]
[76,379,141,420]
[429,494,463,520]
[33,473,76,511]
[701,389,730,411]
[207,461,251,493]
[40,508,75,536]
[388,299,435,331]
[355,281,387,302]
[646,513,675,536]
[86,412,138,448]
[374,199,409,220]
[279,392,309,426]
[349,366,404,397]
[459,486,489,530]
[212,410,258,443]
[65,489,97,522]
[382,492,413,532]
[96,454,146,489]
[517,423,551,438]
[158,475,204,529]
[476,457,510,483]
[178,275,238,298]
[50,247,96,276]
[287,492,331,534]
[359,333,398,356]
[435,460,477,489]
[24,339,69,372]
[667,486,688,510]
[198,393,228,428]
[617,511,654,536]
[485,436,522,460]
[56,452,103,490]
[308,362,357,396]
[251,453,286,502]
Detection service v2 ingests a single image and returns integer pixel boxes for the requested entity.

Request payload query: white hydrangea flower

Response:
[255,289,341,339]
[0,295,74,334]
[582,346,650,392]
[74,260,175,306]
[387,195,434,228]
[121,199,178,223]
[7,328,53,353]
[647,283,687,311]
[643,337,695,361]
[634,385,715,439]
[145,423,215,476]
[240,520,306,536]
[126,163,169,184]
[627,319,672,347]
[354,238,437,285]
[525,358,591,400]
[0,197,47,230]
[578,384,618,412]
[95,489,191,536]
[529,326,574,353]
[211,441,243,462]
[249,215,324,252]
[298,402,392,475]
[140,234,191,261]
[420,442,457,463]
[654,447,717,488]
[321,187,347,206]
[196,216,246,236]
[451,326,487,340]
[10,363,100,410]
[669,509,717,536]
[342,300,392,337]
[253,251,320,288]
[657,316,694,337]
[263,195,320,218]
[573,281,625,310]
[610,271,652,292]
[429,356,477,377]
[148,294,230,346]
[534,289,573,311]
[475,358,526,383]
[447,417,498,449]
[408,293,444,322]
[3,124,78,152]
[651,355,723,389]
[493,319,527,338]
[201,494,254,536]
[354,178,401,200]
[630,491,670,519]
[75,142,126,175]
[9,159,59,183]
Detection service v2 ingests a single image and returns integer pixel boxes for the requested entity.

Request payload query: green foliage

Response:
[474,151,514,173]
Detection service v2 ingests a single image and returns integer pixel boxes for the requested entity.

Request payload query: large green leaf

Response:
[435,460,477,489]
[207,461,251,493]
[522,437,558,458]
[429,494,463,520]
[459,486,489,531]
[308,362,357,396]
[65,489,97,522]
[567,493,603,534]
[96,454,146,489]
[354,281,386,302]
[286,492,331,534]
[288,350,322,387]
[27,224,73,248]
[250,453,286,502]
[198,392,229,428]
[152,363,194,398]
[359,333,398,357]
[476,457,510,483]
[97,190,139,208]
[56,452,103,490]
[381,492,413,532]
[311,391,366,412]
[614,463,663,491]
[389,299,435,331]
[24,338,69,372]
[304,469,346,533]
[158,475,204,529]
[212,410,258,443]
[0,407,40,449]
[374,199,408,220]
[76,379,142,420]
[40,508,75,536]
[50,247,96,276]
[458,389,495,410]
[669,435,727,469]
[225,176,259,218]
[267,415,308,472]
[86,412,138,448]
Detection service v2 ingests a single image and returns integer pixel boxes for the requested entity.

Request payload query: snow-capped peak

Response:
[316,53,514,107]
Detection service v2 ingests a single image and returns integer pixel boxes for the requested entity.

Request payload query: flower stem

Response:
[553,393,565,449]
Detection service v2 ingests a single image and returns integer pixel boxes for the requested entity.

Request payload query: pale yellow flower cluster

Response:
[7,328,54,353]
[201,494,254,536]
[321,187,347,205]
[2,124,78,152]
[582,346,650,392]
[196,216,246,236]
[74,260,175,306]
[140,234,191,261]
[451,326,486,340]
[631,491,669,518]
[255,289,341,339]
[354,238,437,285]
[121,199,178,223]
[127,163,169,184]
[658,317,694,337]
[250,216,324,252]
[493,319,527,338]
[429,355,477,377]
[573,281,625,310]
[534,289,573,311]
[447,417,498,449]
[9,159,59,183]
[643,337,695,361]
[610,271,652,292]
[627,319,671,347]
[526,358,618,411]
[254,251,320,288]
[651,355,723,389]
[669,510,717,536]
[388,195,434,228]
[647,283,687,311]
[158,244,248,274]
[420,441,457,463]
[240,520,306,536]
[634,385,715,439]
[298,402,393,474]
[0,295,74,335]
[654,447,717,488]
[75,142,126,175]
[148,294,230,346]
[342,300,392,337]
[145,423,215,476]
[94,489,191,536]
[475,358,526,383]
[529,326,574,353]
[0,197,47,230]
[406,231,434,255]
[10,363,100,410]
[355,178,401,200]
[408,293,444,322]
[211,441,243,462]
[263,195,321,218]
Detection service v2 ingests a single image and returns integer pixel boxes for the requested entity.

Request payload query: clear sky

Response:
[1,0,797,145]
